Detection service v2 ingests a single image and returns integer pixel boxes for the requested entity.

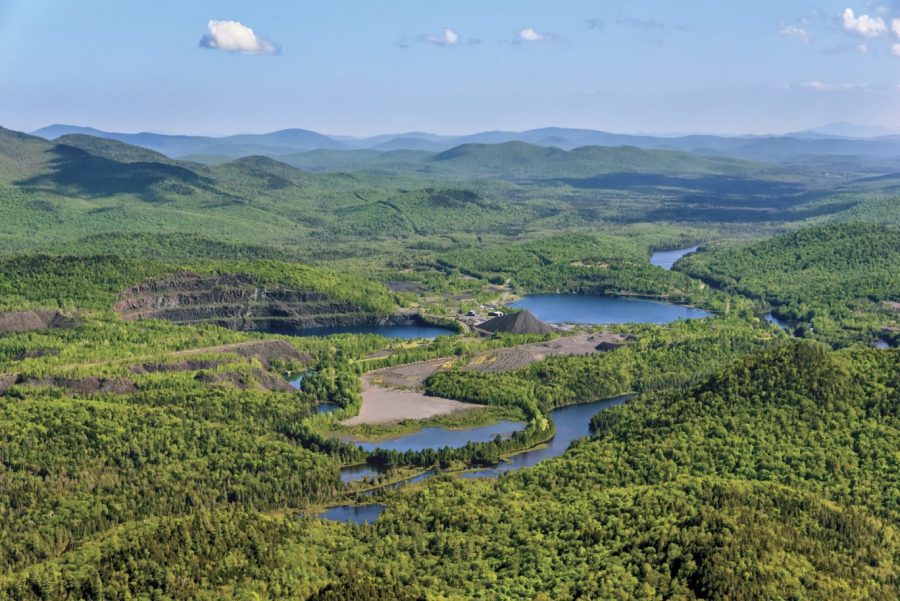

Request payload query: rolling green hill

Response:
[678,223,900,343]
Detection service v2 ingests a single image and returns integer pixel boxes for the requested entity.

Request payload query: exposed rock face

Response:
[113,272,385,331]
[0,311,79,334]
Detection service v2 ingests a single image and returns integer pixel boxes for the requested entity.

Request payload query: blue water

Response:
[289,373,310,390]
[355,420,525,453]
[340,463,385,483]
[650,246,698,270]
[286,324,456,339]
[764,313,791,330]
[510,294,709,325]
[319,504,384,524]
[462,395,630,478]
[289,375,340,413]
[875,339,891,349]
[326,395,630,522]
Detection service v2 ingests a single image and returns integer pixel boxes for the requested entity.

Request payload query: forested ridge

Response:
[0,124,898,599]
[678,223,900,344]
[3,342,896,599]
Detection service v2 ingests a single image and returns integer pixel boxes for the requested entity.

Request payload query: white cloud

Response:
[893,43,900,56]
[200,20,277,54]
[857,43,870,53]
[423,28,460,46]
[893,18,900,37]
[519,27,546,42]
[779,24,811,42]
[841,8,887,37]
[802,80,869,92]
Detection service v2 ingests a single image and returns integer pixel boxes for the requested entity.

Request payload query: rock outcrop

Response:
[0,310,79,334]
[113,272,387,331]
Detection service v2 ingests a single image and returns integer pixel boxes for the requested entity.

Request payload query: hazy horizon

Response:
[23,120,900,140]
[4,1,900,136]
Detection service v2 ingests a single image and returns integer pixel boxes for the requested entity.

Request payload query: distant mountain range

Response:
[30,123,900,166]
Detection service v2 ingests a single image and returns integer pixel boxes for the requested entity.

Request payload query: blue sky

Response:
[1,0,900,136]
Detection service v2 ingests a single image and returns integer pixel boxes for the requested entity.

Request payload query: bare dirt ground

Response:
[342,372,478,425]
[372,357,458,389]
[462,332,626,373]
[174,340,310,367]
[343,331,628,425]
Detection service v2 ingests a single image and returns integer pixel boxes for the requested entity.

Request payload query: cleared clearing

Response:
[342,372,478,425]
[343,332,628,425]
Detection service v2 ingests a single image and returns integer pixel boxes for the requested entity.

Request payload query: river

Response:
[650,246,698,270]
[324,395,631,523]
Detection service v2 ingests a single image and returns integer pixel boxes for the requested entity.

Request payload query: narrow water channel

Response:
[324,395,631,523]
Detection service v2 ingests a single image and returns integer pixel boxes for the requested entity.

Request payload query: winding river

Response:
[325,395,631,523]
[321,249,705,522]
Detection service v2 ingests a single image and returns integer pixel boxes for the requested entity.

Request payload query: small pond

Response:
[763,313,791,331]
[318,504,385,524]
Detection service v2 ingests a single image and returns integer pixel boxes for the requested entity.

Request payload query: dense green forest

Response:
[0,124,898,599]
[678,223,900,344]
[3,342,896,599]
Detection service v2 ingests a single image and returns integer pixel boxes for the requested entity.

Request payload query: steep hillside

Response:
[0,255,395,318]
[678,223,900,342]
[0,127,55,182]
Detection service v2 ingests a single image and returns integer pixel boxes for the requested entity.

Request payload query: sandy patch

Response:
[342,372,477,425]
[343,331,628,426]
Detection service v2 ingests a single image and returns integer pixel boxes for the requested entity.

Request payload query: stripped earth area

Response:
[344,331,627,425]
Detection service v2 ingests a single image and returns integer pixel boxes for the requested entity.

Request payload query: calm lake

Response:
[509,294,709,325]
[650,246,698,270]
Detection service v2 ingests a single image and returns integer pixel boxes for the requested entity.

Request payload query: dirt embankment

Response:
[173,339,311,368]
[19,376,138,395]
[0,374,17,395]
[113,272,386,331]
[344,332,630,425]
[0,310,79,334]
[463,332,628,372]
[195,368,294,392]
